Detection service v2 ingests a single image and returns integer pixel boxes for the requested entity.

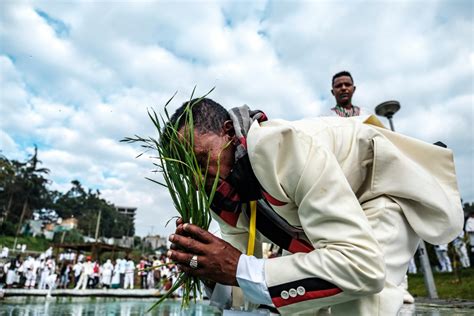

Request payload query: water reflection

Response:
[1,298,472,316]
[399,303,472,316]
[1,297,221,316]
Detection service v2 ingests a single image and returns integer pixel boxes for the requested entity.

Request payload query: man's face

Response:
[179,125,235,191]
[331,75,356,107]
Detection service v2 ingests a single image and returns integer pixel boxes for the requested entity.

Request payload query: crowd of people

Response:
[0,247,180,293]
[405,228,472,275]
[1,226,472,292]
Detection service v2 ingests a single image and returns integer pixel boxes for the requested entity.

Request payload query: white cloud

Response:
[0,130,20,157]
[1,0,472,237]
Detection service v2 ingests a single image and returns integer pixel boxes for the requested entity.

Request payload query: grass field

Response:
[408,267,474,300]
[0,235,51,252]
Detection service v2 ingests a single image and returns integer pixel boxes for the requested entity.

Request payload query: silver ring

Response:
[189,255,198,269]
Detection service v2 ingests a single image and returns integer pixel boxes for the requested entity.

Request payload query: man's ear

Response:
[331,89,335,96]
[353,86,356,93]
[222,120,238,144]
[222,120,235,137]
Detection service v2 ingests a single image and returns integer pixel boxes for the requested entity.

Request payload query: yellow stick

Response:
[247,200,257,256]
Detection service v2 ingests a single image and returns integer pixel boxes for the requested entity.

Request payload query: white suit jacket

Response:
[212,115,463,314]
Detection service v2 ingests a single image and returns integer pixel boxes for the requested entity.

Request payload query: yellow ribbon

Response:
[247,200,257,256]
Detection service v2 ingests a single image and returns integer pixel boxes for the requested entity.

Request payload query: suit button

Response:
[297,286,306,296]
[289,288,297,297]
[280,290,289,300]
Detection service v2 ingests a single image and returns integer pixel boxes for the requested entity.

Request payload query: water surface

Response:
[1,297,472,315]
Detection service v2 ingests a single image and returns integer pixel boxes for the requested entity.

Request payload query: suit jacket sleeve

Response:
[210,207,263,257]
[247,122,385,314]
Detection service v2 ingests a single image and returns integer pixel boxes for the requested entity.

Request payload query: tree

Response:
[0,148,51,239]
[51,181,134,239]
[463,202,474,216]
[0,155,24,225]
[52,180,87,220]
[1,150,136,241]
[14,147,50,239]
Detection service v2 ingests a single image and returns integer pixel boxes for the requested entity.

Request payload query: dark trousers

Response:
[140,274,148,289]
[74,275,80,287]
[120,273,125,288]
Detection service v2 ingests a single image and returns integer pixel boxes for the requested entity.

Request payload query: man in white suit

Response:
[165,98,463,315]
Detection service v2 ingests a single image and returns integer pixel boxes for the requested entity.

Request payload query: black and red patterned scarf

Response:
[210,105,267,226]
[331,104,360,117]
[210,105,314,254]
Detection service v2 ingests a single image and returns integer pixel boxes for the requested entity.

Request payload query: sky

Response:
[1,0,473,237]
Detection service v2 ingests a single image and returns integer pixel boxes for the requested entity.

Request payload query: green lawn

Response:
[0,235,51,252]
[408,267,474,300]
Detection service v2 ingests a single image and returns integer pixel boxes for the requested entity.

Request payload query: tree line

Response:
[0,148,134,239]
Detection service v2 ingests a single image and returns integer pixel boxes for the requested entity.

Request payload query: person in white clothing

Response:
[466,213,474,259]
[435,244,452,272]
[46,269,58,297]
[452,232,470,268]
[24,257,37,289]
[123,258,135,289]
[45,247,53,258]
[38,258,51,289]
[118,258,127,288]
[163,99,463,315]
[33,257,41,287]
[72,261,83,287]
[0,246,9,259]
[75,257,92,290]
[101,259,114,289]
[0,260,5,286]
[111,260,121,289]
[407,257,417,274]
[5,257,20,288]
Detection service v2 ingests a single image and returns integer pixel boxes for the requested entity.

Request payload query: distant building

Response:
[119,236,134,248]
[44,223,56,232]
[25,220,44,237]
[102,236,134,248]
[115,206,137,236]
[23,216,80,240]
[143,235,167,250]
[60,217,78,230]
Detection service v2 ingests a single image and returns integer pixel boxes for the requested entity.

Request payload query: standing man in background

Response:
[123,257,135,289]
[118,257,126,288]
[330,71,367,117]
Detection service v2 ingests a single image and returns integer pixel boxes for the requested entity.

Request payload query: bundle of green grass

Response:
[121,89,221,311]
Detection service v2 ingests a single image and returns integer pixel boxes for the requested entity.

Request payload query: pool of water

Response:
[1,297,472,315]
[399,303,473,316]
[0,297,221,316]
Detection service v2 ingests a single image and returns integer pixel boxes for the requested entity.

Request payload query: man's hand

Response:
[167,222,241,286]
